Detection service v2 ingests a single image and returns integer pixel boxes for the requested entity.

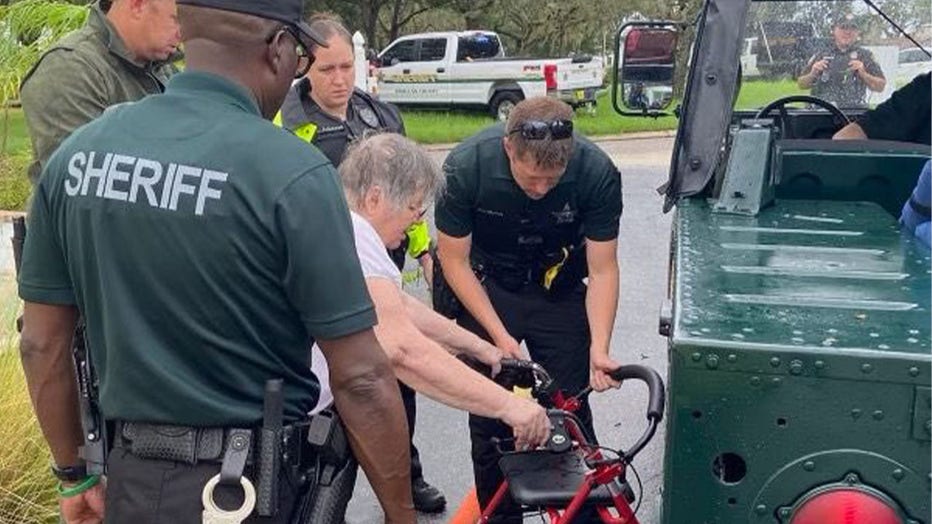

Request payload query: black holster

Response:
[306,408,350,485]
[292,408,357,524]
[13,217,110,475]
[73,325,108,476]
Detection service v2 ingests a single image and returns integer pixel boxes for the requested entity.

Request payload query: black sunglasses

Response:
[508,120,574,140]
[266,25,314,79]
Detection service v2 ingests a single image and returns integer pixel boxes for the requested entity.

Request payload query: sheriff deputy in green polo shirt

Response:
[17,1,414,522]
[435,96,624,522]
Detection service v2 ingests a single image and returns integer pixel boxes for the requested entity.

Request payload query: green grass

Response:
[735,78,808,109]
[0,108,30,157]
[0,108,32,212]
[401,108,495,144]
[0,274,58,524]
[402,90,678,144]
[402,80,809,144]
[0,151,31,212]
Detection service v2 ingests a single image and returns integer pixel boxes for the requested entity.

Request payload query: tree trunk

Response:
[389,0,405,43]
[361,1,381,49]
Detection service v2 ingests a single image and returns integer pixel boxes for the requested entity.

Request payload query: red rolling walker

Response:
[472,358,665,524]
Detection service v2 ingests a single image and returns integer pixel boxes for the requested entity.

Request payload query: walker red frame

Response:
[477,360,665,524]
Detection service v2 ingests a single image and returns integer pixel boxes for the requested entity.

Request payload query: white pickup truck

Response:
[375,31,604,120]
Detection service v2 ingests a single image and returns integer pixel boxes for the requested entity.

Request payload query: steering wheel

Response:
[755,95,850,139]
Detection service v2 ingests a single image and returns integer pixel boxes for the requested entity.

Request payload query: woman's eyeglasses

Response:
[407,205,428,219]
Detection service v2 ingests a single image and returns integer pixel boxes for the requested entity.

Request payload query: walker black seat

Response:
[498,450,632,507]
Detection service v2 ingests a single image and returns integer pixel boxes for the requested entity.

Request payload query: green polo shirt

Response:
[19,71,376,426]
[436,125,622,271]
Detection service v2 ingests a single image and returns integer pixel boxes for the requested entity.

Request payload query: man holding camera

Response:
[797,13,885,108]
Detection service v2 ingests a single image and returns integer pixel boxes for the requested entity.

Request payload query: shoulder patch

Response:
[294,123,318,143]
[358,106,381,128]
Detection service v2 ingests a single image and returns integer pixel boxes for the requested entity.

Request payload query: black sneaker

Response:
[411,477,446,513]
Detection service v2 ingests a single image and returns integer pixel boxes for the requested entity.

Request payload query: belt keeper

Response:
[219,428,251,487]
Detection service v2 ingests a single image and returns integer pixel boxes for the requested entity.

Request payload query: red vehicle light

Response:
[544,64,558,91]
[790,488,902,524]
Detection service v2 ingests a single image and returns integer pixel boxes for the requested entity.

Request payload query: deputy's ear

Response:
[502,135,515,160]
[265,28,287,78]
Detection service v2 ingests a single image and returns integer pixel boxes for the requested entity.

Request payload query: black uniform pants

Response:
[457,278,596,523]
[400,379,424,481]
[105,448,301,523]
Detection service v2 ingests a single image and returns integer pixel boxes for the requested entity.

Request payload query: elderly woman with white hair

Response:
[310,133,550,448]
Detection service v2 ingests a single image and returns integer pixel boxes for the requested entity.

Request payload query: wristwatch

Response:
[50,463,88,482]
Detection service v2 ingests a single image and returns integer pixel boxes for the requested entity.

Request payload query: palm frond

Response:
[0,0,89,105]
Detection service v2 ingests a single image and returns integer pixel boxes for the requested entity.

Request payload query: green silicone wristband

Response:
[57,474,100,498]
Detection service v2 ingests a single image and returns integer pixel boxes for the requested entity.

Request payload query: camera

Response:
[820,55,834,81]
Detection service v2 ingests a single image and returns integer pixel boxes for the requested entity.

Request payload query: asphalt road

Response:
[347,136,676,524]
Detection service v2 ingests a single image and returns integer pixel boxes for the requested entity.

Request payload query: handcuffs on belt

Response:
[202,473,256,524]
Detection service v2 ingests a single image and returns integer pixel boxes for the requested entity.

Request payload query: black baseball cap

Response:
[834,13,859,30]
[176,0,328,46]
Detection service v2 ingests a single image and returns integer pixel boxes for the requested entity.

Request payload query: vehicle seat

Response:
[774,139,930,216]
[498,449,634,507]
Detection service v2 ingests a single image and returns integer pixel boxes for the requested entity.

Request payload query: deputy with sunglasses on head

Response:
[435,96,624,522]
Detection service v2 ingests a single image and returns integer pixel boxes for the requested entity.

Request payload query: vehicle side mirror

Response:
[613,24,678,116]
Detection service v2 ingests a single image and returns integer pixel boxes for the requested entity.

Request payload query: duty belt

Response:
[114,419,314,517]
[472,243,586,295]
[114,421,308,468]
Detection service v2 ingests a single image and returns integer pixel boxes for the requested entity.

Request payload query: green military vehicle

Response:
[613,0,930,522]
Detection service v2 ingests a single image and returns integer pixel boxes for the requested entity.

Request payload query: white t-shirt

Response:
[310,212,401,413]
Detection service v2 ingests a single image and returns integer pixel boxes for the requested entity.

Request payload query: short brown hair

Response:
[306,13,352,53]
[505,97,575,169]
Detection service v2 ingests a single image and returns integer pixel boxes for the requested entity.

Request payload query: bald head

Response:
[177,5,300,119]
[178,5,277,48]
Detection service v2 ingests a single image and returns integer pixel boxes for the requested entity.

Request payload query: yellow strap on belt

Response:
[542,247,570,290]
[405,220,431,258]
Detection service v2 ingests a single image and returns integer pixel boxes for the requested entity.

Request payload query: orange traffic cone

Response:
[448,486,481,524]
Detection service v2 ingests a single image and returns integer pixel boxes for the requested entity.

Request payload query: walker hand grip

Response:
[608,365,665,422]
